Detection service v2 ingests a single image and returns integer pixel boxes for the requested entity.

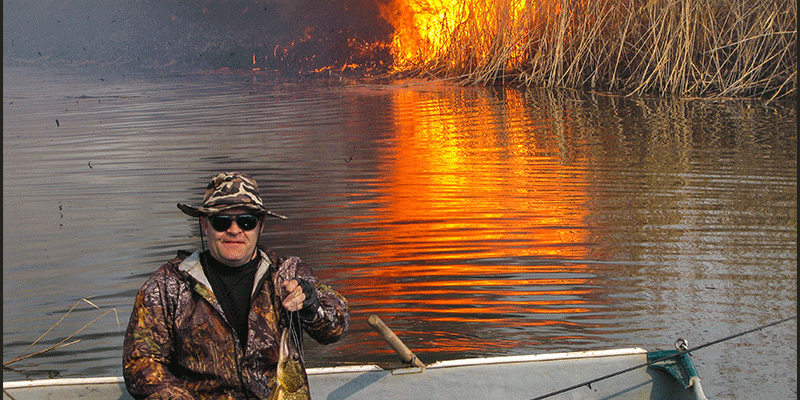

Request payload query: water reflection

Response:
[3,67,796,399]
[325,85,600,355]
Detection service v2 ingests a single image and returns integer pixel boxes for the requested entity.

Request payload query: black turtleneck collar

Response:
[202,251,260,277]
[200,251,261,347]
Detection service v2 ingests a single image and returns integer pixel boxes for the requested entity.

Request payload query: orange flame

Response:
[380,0,530,72]
[379,0,462,67]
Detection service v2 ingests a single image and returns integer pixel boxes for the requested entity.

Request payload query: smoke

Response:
[3,0,394,72]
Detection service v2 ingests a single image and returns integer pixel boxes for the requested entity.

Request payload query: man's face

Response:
[201,208,264,267]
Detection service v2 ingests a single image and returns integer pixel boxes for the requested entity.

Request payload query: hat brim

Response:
[177,203,287,219]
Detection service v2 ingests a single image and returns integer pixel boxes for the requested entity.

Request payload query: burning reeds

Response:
[382,0,796,100]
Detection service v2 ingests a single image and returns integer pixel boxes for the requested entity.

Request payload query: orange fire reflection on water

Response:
[327,86,598,356]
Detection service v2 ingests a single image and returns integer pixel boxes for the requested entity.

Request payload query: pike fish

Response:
[270,328,311,400]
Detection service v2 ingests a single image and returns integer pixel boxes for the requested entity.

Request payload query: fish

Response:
[270,327,310,400]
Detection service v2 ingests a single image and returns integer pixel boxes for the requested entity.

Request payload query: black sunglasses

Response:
[209,214,260,232]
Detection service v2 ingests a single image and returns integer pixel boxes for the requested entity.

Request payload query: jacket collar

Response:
[179,249,274,299]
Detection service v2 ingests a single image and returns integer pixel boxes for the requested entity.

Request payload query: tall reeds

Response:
[392,0,796,100]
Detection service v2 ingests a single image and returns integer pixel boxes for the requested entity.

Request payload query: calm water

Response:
[3,65,797,399]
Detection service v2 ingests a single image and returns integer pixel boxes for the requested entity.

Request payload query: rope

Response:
[529,315,797,400]
[288,308,304,361]
[283,283,305,362]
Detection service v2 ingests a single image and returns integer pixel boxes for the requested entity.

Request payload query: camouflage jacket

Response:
[123,247,349,399]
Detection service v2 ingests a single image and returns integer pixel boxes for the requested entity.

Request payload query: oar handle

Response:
[368,315,425,368]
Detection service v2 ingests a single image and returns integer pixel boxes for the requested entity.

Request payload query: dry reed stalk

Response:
[393,0,795,99]
[3,298,120,367]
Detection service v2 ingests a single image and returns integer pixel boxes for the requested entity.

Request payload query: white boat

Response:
[3,346,707,399]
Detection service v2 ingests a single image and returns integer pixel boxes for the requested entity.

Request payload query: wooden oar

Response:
[368,315,425,369]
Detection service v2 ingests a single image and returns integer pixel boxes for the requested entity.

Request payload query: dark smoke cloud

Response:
[3,0,394,72]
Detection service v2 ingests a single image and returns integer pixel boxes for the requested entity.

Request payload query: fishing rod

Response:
[530,314,797,400]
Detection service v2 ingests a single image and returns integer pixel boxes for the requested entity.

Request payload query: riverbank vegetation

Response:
[388,0,796,100]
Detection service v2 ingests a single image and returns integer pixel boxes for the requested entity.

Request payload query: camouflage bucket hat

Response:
[177,172,287,219]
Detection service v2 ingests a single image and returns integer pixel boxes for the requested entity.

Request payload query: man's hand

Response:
[282,279,306,312]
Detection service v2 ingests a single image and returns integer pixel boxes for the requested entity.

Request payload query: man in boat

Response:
[123,171,349,399]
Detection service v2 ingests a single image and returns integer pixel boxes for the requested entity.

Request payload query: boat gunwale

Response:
[3,347,650,389]
[425,347,648,369]
[3,376,125,389]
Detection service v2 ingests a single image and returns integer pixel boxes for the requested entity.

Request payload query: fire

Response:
[380,0,530,74]
[197,0,531,77]
[379,0,462,67]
